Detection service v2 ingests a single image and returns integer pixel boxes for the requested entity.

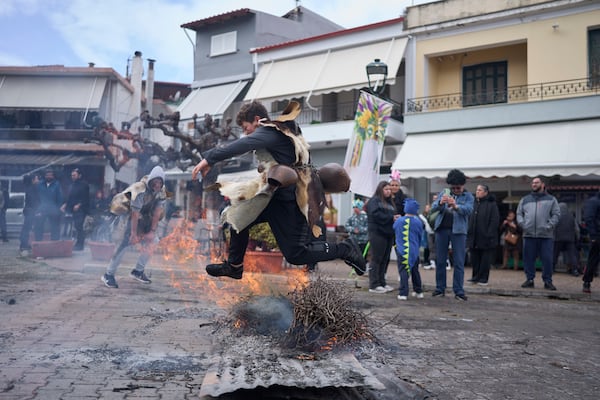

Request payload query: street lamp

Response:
[366,58,388,95]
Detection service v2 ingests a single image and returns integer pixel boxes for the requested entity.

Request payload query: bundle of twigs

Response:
[285,277,376,350]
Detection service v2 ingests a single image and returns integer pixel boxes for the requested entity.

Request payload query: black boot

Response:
[339,238,366,276]
[206,261,243,279]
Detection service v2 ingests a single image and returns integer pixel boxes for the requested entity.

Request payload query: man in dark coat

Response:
[467,184,499,285]
[553,202,580,276]
[582,191,600,293]
[19,174,40,252]
[61,168,90,250]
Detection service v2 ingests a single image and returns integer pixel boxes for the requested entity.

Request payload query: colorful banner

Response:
[343,90,393,197]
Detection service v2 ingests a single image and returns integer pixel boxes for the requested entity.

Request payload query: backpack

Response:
[427,210,440,229]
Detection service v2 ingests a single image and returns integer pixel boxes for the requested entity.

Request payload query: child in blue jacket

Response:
[393,198,424,300]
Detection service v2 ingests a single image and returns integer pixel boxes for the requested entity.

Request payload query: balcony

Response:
[407,77,599,113]
[404,77,600,134]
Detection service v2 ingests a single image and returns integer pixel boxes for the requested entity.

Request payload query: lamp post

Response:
[366,58,388,95]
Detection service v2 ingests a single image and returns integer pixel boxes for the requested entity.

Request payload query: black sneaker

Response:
[583,282,591,294]
[341,237,366,276]
[432,289,445,297]
[455,293,468,301]
[544,282,557,291]
[206,261,243,279]
[130,269,151,284]
[521,279,534,288]
[467,278,478,283]
[101,273,118,288]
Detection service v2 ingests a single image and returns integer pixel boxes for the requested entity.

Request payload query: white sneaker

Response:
[411,291,424,299]
[369,286,387,294]
[383,285,394,292]
[446,260,451,270]
[397,295,408,300]
[424,261,435,270]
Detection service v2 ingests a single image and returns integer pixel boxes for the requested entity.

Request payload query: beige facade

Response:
[410,1,599,98]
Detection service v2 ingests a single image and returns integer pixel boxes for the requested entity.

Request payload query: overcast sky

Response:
[0,0,434,83]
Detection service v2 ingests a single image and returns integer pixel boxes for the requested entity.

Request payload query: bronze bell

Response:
[318,163,350,193]
[267,165,299,188]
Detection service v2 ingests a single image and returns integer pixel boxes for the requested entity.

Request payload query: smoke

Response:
[231,295,293,337]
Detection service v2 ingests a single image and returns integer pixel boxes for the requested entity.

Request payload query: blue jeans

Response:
[435,228,466,295]
[522,237,554,283]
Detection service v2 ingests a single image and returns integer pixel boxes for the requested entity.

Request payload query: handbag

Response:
[504,231,519,246]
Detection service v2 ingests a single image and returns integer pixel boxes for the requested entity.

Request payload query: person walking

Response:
[61,168,90,251]
[366,181,397,293]
[467,184,499,285]
[101,166,167,289]
[582,191,600,293]
[393,198,424,300]
[33,169,63,241]
[19,174,40,253]
[516,176,561,290]
[191,100,366,280]
[430,169,474,300]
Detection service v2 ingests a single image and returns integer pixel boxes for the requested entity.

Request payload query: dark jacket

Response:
[37,180,63,216]
[366,197,395,237]
[467,194,500,249]
[24,182,40,217]
[554,203,579,242]
[516,192,560,239]
[583,192,600,240]
[392,190,406,216]
[66,179,90,214]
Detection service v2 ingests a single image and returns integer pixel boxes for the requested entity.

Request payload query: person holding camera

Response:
[430,169,474,300]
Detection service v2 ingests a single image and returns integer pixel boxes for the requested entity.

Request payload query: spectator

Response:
[34,169,63,241]
[344,199,369,255]
[516,176,561,290]
[61,168,90,251]
[388,170,406,216]
[366,181,397,294]
[0,184,8,242]
[553,202,580,276]
[393,198,425,300]
[101,166,167,289]
[91,189,110,216]
[430,169,474,301]
[500,210,522,270]
[19,174,40,253]
[467,184,500,285]
[417,204,434,268]
[582,191,600,293]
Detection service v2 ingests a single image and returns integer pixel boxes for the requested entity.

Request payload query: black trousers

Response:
[228,197,343,266]
[583,240,599,284]
[72,210,86,247]
[470,247,495,283]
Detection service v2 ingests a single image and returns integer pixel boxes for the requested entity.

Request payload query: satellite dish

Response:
[173,91,181,102]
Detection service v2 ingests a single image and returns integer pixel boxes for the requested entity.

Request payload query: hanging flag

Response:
[343,90,393,197]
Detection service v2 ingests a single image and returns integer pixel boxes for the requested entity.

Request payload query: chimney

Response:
[88,62,95,68]
[129,51,144,133]
[145,59,155,119]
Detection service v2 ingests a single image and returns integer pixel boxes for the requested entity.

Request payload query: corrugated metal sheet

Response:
[199,338,384,397]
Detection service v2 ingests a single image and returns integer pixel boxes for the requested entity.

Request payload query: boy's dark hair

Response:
[236,101,269,126]
[446,169,467,185]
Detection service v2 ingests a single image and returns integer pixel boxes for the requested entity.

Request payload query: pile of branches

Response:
[285,277,377,351]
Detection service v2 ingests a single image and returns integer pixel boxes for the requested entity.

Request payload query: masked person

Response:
[192,100,365,280]
[101,166,167,289]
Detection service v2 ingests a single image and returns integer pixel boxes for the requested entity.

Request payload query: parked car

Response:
[6,192,25,237]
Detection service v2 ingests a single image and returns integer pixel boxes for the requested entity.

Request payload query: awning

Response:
[0,75,107,110]
[244,37,408,102]
[177,81,247,121]
[392,120,600,178]
[0,153,106,167]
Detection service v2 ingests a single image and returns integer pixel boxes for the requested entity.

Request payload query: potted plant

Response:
[245,222,283,273]
[87,214,117,261]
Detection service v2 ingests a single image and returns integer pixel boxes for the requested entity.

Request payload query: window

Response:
[589,28,600,87]
[210,31,237,57]
[462,61,507,107]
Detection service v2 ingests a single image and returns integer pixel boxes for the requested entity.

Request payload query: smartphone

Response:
[443,188,451,196]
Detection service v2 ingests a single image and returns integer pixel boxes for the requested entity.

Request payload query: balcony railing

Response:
[407,77,600,113]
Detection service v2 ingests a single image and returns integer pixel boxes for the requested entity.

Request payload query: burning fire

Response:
[157,218,310,309]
